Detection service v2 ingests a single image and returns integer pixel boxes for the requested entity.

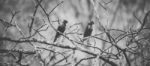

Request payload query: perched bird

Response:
[83,21,94,37]
[53,20,68,42]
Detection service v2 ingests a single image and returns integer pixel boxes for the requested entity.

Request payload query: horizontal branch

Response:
[0,37,117,66]
[0,49,36,55]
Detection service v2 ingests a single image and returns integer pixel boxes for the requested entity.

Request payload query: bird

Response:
[53,20,68,42]
[83,21,94,37]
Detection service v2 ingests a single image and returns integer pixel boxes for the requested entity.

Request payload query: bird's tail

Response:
[53,34,59,42]
[53,37,57,42]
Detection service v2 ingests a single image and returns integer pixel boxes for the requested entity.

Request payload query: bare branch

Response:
[29,0,43,33]
[75,56,96,66]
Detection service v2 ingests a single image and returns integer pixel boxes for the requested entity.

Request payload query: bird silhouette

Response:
[83,21,94,37]
[53,20,68,42]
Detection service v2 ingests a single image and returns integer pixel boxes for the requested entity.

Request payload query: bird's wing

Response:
[84,25,90,37]
[57,25,65,33]
[84,25,93,37]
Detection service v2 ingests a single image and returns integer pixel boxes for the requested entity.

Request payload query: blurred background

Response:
[0,0,150,66]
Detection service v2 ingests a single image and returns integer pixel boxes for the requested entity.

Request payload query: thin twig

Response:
[29,0,43,33]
